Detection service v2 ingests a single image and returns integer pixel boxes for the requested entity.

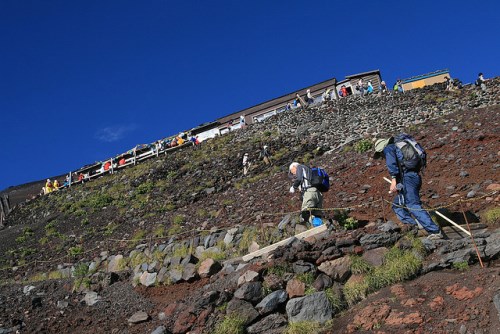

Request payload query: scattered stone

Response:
[57,300,69,309]
[139,272,157,287]
[197,258,222,278]
[23,285,35,295]
[234,282,263,303]
[83,291,100,306]
[255,290,288,314]
[246,313,287,334]
[128,311,149,324]
[286,278,305,298]
[238,270,260,286]
[227,298,259,325]
[317,256,351,282]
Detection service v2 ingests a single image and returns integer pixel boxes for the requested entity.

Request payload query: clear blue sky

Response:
[1,0,498,190]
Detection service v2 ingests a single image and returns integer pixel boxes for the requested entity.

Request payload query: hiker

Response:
[289,162,323,224]
[476,73,487,91]
[379,81,388,94]
[242,153,250,176]
[53,179,60,190]
[356,79,364,96]
[444,76,454,91]
[45,179,54,193]
[366,81,374,94]
[340,85,348,98]
[373,136,443,240]
[259,145,272,165]
[240,115,246,128]
[306,89,314,104]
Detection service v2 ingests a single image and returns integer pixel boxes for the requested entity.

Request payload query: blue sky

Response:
[1,0,498,190]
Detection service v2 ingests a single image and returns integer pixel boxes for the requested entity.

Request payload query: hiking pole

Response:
[382,177,471,236]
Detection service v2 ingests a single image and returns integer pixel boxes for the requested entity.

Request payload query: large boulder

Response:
[286,291,333,324]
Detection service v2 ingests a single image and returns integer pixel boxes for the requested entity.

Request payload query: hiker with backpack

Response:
[374,134,443,240]
[475,73,487,91]
[259,145,272,165]
[289,162,329,226]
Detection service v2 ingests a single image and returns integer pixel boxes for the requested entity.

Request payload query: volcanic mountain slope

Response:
[0,80,499,333]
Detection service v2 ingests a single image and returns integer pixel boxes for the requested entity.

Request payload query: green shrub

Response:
[136,181,154,194]
[213,314,245,334]
[452,261,469,271]
[173,215,185,224]
[86,193,113,209]
[484,207,500,224]
[68,246,84,257]
[354,139,373,153]
[285,321,322,334]
[73,263,89,278]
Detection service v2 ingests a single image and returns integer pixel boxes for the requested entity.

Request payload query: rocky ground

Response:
[0,80,499,333]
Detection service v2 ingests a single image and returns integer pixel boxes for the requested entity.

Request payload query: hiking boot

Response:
[426,232,443,241]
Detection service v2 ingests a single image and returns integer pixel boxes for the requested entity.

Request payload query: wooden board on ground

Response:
[242,224,328,262]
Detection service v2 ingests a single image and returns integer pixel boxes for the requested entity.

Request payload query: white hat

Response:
[374,138,390,153]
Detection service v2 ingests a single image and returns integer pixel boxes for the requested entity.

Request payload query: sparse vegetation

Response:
[285,321,322,334]
[213,314,245,334]
[452,261,469,271]
[354,139,373,153]
[484,207,500,224]
[68,246,84,257]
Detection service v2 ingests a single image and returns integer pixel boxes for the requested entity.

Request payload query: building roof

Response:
[401,69,449,84]
[345,69,381,79]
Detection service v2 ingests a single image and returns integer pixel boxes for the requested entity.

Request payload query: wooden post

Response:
[110,159,114,175]
[0,199,5,226]
[68,172,72,187]
[133,147,137,165]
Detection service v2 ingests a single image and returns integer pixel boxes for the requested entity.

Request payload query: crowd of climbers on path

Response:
[40,71,489,196]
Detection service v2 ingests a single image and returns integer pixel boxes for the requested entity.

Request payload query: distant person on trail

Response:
[45,179,54,194]
[259,145,272,165]
[306,89,314,104]
[242,153,250,176]
[289,162,323,225]
[240,115,246,128]
[379,80,389,94]
[340,85,348,97]
[373,136,443,240]
[53,179,60,190]
[475,72,487,91]
[366,81,374,94]
[444,76,454,91]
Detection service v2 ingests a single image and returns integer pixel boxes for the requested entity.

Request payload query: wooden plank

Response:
[242,225,328,262]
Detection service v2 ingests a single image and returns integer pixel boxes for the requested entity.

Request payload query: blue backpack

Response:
[310,167,330,192]
[394,133,427,171]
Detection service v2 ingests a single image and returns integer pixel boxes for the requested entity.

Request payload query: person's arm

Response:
[384,146,400,193]
[292,166,303,189]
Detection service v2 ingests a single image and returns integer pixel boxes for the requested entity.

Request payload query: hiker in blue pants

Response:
[374,137,443,240]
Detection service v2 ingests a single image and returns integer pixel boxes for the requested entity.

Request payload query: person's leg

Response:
[301,188,320,221]
[392,192,417,226]
[404,173,440,234]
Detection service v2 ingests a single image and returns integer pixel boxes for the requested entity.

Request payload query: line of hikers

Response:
[287,133,443,240]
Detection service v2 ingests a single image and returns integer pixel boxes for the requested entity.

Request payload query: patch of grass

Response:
[153,224,165,238]
[349,255,373,275]
[136,181,154,194]
[343,277,370,306]
[285,321,322,334]
[68,246,84,257]
[196,208,208,218]
[213,314,245,334]
[173,215,185,225]
[354,139,373,153]
[73,263,89,278]
[85,193,113,210]
[484,207,500,224]
[172,245,190,258]
[452,261,469,271]
[344,246,423,306]
[48,270,64,280]
[325,287,345,313]
[103,222,120,236]
[342,145,352,153]
[39,237,49,245]
[296,272,315,286]
[199,249,226,262]
[266,263,292,278]
[130,230,146,246]
[238,228,256,254]
[129,252,148,268]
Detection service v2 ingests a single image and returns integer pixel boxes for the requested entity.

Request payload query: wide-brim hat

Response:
[373,138,390,158]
